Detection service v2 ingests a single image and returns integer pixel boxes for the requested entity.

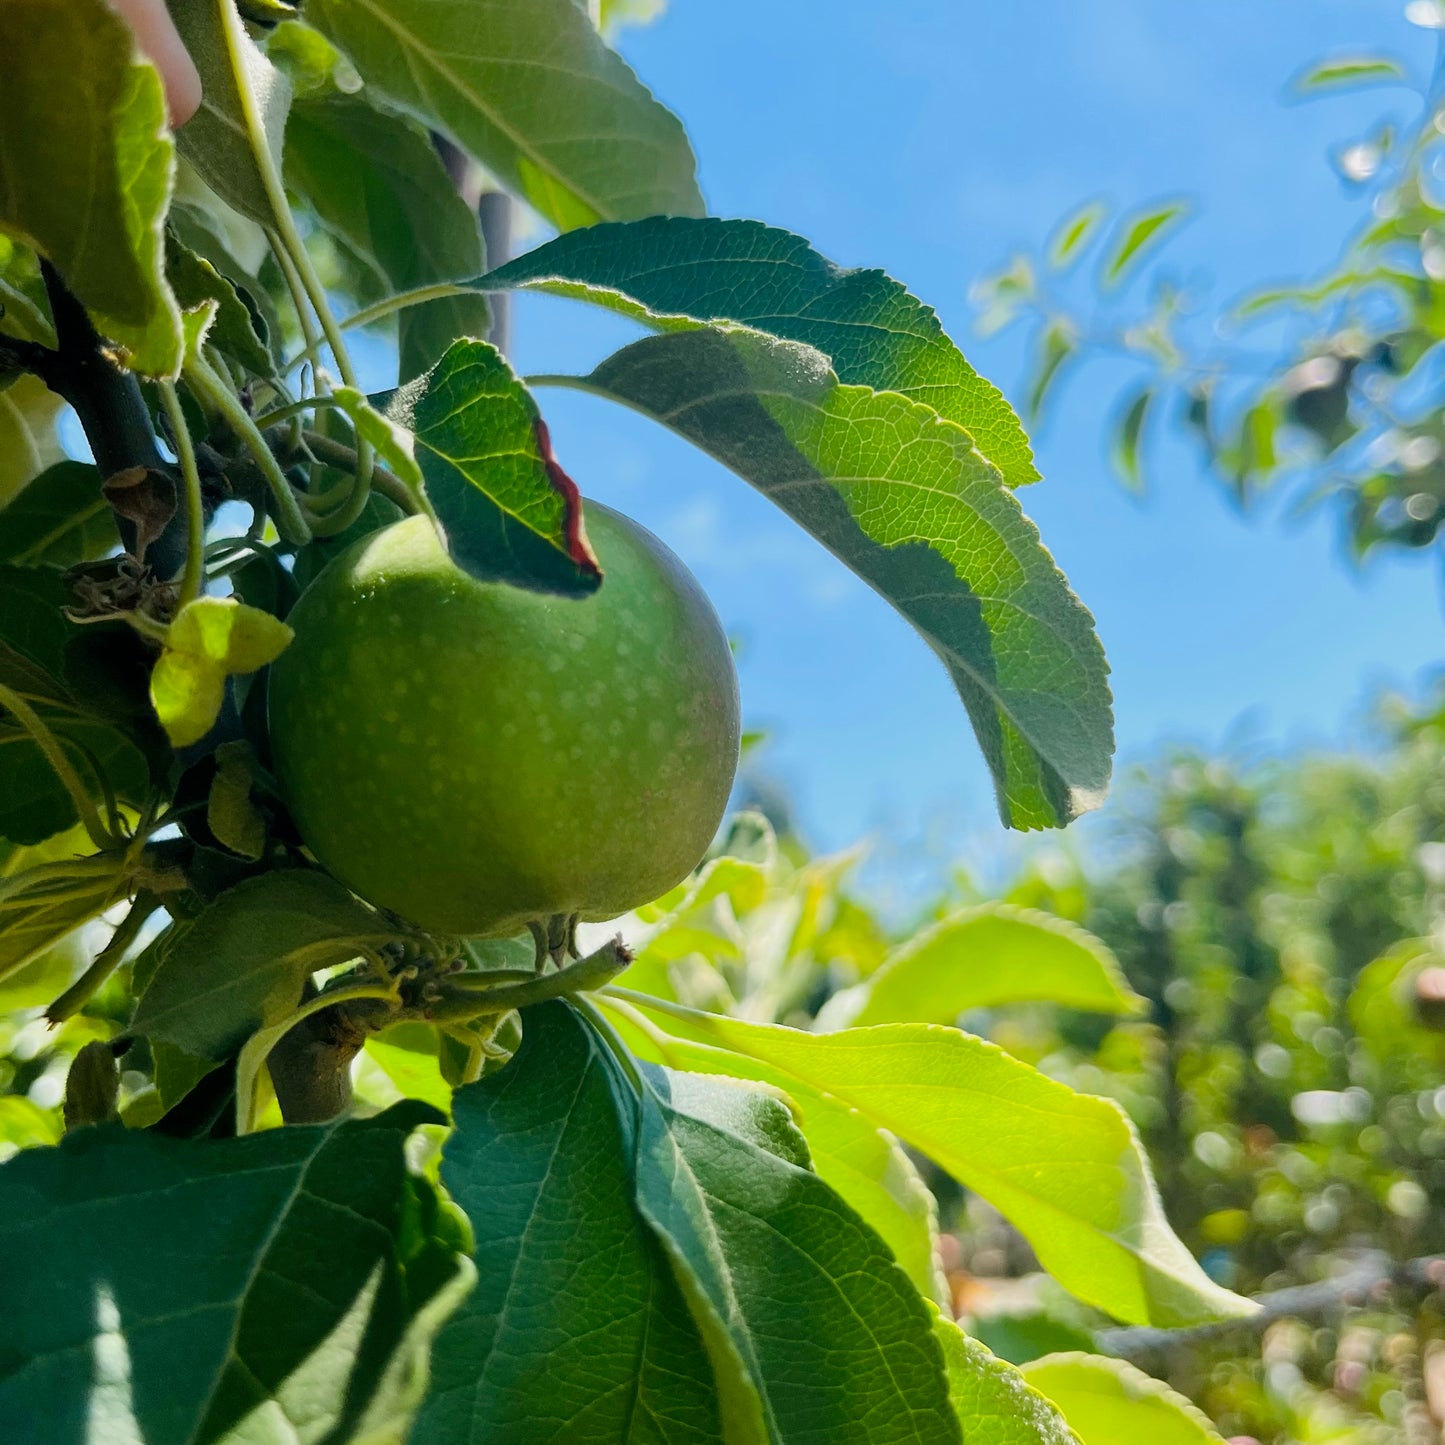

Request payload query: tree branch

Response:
[37,261,189,578]
[1094,1253,1445,1363]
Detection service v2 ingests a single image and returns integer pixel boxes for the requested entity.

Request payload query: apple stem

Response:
[428,936,634,1022]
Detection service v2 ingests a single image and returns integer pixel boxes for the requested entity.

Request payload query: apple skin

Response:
[267,506,740,937]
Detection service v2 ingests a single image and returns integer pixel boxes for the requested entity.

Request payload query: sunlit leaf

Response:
[0,375,67,508]
[149,597,293,748]
[1293,54,1408,94]
[634,1053,962,1444]
[1021,1354,1225,1445]
[488,216,1040,488]
[1101,202,1189,288]
[0,0,182,375]
[932,1311,1081,1445]
[560,325,1112,829]
[1048,201,1107,271]
[613,995,1255,1327]
[818,902,1144,1028]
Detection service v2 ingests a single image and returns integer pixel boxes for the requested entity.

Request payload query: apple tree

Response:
[0,2,1251,1441]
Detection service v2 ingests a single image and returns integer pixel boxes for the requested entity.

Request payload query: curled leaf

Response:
[150,597,292,747]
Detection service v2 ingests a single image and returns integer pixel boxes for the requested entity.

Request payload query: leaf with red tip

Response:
[386,340,602,595]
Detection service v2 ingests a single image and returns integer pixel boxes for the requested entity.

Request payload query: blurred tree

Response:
[972,4,1445,576]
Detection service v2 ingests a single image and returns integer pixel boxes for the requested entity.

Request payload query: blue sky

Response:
[493,0,1445,874]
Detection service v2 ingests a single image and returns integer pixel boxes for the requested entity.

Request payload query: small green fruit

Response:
[267,506,739,937]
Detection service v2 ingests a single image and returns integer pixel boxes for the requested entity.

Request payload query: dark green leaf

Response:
[569,326,1112,829]
[306,0,703,231]
[0,716,147,845]
[634,1063,962,1444]
[0,567,149,845]
[1101,202,1189,288]
[167,0,291,228]
[488,217,1040,488]
[0,1102,471,1445]
[612,1003,944,1304]
[0,0,181,375]
[388,339,602,593]
[165,235,273,374]
[1110,387,1151,495]
[419,1001,723,1444]
[131,870,404,1059]
[0,462,116,568]
[285,94,490,383]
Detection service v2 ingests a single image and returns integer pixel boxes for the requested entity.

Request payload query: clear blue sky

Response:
[497,0,1445,874]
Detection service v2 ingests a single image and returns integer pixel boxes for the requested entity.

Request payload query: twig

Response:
[427,936,634,1021]
[294,430,427,520]
[1095,1253,1445,1363]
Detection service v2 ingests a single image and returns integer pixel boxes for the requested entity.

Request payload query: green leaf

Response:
[932,1311,1081,1445]
[970,1312,1097,1367]
[0,238,55,349]
[305,0,703,231]
[131,870,403,1059]
[149,596,293,748]
[364,1022,454,1114]
[387,339,602,593]
[418,1001,723,1444]
[634,1059,962,1445]
[0,462,116,568]
[0,846,128,984]
[0,568,149,845]
[1101,203,1188,288]
[0,1102,472,1445]
[206,740,265,860]
[166,0,292,229]
[165,234,272,375]
[0,374,66,507]
[0,0,182,376]
[614,996,1254,1328]
[1048,202,1107,271]
[1020,1354,1226,1445]
[489,217,1040,488]
[1110,387,1151,496]
[569,326,1111,829]
[0,715,146,846]
[1293,54,1408,93]
[609,999,945,1304]
[1025,322,1076,423]
[285,94,490,383]
[821,903,1144,1028]
[326,385,424,488]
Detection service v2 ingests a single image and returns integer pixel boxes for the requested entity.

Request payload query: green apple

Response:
[267,506,740,937]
